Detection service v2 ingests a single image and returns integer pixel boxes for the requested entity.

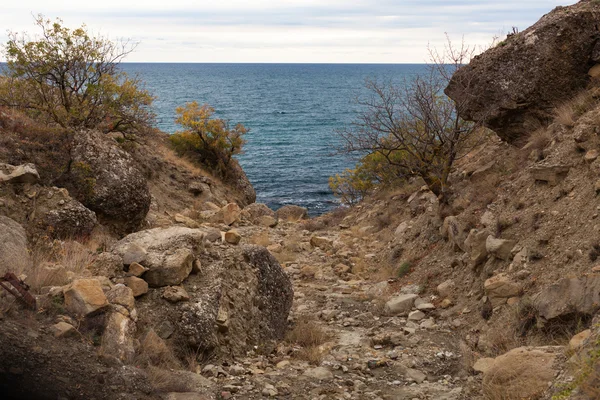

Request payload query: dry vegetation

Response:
[285,317,330,365]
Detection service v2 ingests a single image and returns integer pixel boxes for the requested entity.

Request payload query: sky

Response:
[0,0,578,63]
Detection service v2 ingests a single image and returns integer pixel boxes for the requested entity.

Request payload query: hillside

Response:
[1,1,600,399]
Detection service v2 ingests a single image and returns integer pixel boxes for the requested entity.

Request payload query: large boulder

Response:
[446,1,600,142]
[63,279,109,317]
[0,163,39,184]
[112,226,205,287]
[536,275,600,322]
[482,346,562,399]
[137,245,293,357]
[69,130,150,232]
[0,216,31,274]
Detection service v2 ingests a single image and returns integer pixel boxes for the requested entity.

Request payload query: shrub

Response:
[0,15,154,133]
[169,101,247,176]
[337,37,483,205]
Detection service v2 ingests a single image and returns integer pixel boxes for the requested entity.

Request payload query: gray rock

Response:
[486,236,516,261]
[446,1,600,142]
[303,367,333,381]
[69,130,150,232]
[405,368,426,383]
[0,216,31,274]
[536,275,600,322]
[385,294,418,316]
[0,163,39,184]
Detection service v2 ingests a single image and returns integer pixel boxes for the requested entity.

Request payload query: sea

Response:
[124,64,426,215]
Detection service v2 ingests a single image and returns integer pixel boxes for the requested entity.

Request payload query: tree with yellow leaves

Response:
[169,101,247,176]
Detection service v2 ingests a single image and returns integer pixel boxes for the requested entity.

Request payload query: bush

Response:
[0,15,154,133]
[169,101,247,176]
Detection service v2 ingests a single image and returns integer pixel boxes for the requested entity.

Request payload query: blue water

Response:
[122,63,426,214]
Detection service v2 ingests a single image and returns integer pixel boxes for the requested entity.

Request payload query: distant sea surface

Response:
[121,63,426,215]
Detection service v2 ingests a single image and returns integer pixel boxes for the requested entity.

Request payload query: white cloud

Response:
[0,0,578,62]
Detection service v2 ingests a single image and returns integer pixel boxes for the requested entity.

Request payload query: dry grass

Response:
[285,317,330,365]
[525,128,552,152]
[554,90,599,127]
[146,367,191,393]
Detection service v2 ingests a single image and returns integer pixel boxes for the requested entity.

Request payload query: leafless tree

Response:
[338,36,483,204]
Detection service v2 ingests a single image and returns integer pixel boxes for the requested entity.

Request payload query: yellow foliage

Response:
[169,101,247,176]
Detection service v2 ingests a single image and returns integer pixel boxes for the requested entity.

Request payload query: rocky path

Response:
[203,222,479,400]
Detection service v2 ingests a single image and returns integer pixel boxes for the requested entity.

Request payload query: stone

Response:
[163,286,190,303]
[536,275,600,322]
[0,216,31,275]
[242,203,276,223]
[303,367,333,381]
[585,149,599,163]
[120,243,147,266]
[530,165,571,186]
[69,130,150,232]
[127,262,148,277]
[43,199,97,239]
[408,310,426,321]
[143,248,193,287]
[124,276,149,297]
[440,299,453,309]
[480,211,498,231]
[473,357,495,374]
[310,236,333,250]
[106,284,135,312]
[112,226,205,287]
[395,221,409,238]
[416,302,435,311]
[405,368,426,383]
[569,329,591,351]
[156,320,175,339]
[464,229,490,266]
[175,214,200,229]
[484,274,522,306]
[257,215,278,227]
[101,311,135,363]
[275,205,308,222]
[436,280,455,299]
[0,163,39,184]
[482,346,561,399]
[140,329,172,364]
[224,230,241,245]
[441,216,466,251]
[50,322,76,338]
[176,245,293,356]
[218,203,242,226]
[385,294,418,316]
[88,253,123,279]
[446,1,600,142]
[63,279,109,317]
[485,236,516,261]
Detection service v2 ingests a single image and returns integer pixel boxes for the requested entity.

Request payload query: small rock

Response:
[224,230,241,245]
[385,294,418,316]
[405,368,426,383]
[303,366,334,381]
[162,286,190,303]
[106,284,135,312]
[124,276,149,297]
[436,280,455,299]
[440,299,453,309]
[310,236,333,250]
[569,329,591,351]
[486,236,517,261]
[585,149,599,163]
[63,279,109,317]
[50,322,76,338]
[127,262,148,277]
[408,310,426,321]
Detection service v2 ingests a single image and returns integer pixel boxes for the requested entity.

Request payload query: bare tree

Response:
[338,36,482,204]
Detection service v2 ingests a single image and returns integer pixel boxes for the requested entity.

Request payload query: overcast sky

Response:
[1,0,577,63]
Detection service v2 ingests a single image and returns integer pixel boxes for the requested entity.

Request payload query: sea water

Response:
[122,63,426,215]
